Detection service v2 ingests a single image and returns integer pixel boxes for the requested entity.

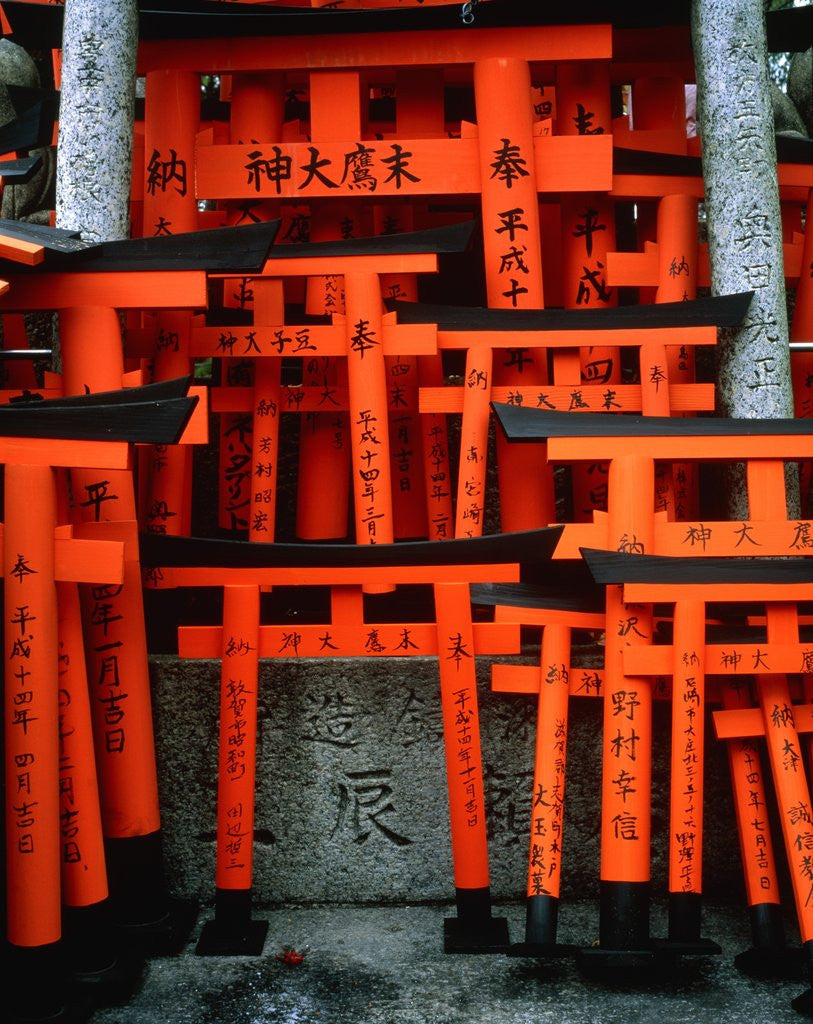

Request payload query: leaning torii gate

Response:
[492,403,813,969]
[584,550,813,1018]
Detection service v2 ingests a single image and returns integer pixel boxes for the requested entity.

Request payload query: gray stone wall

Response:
[150,654,746,908]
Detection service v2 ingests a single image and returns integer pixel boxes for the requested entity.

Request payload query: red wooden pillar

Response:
[519,623,573,953]
[142,70,200,537]
[4,464,63,1021]
[662,600,719,953]
[218,72,284,536]
[60,306,194,947]
[195,585,268,954]
[297,69,360,540]
[435,582,508,951]
[344,271,395,556]
[721,678,793,975]
[58,577,143,995]
[473,56,554,533]
[591,455,656,963]
[654,193,699,520]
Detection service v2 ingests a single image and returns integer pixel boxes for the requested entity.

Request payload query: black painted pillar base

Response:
[791,941,813,1017]
[5,941,94,1024]
[578,881,661,971]
[651,892,721,956]
[735,903,805,980]
[443,887,509,953]
[196,890,269,956]
[62,901,145,1005]
[105,832,198,955]
[508,895,576,958]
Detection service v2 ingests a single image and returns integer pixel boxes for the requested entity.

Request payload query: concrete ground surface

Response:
[86,900,809,1024]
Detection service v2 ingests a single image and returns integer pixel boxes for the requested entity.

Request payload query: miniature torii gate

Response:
[197,222,472,549]
[492,403,813,967]
[141,526,564,953]
[0,262,210,951]
[1,383,197,1020]
[584,550,813,1017]
[391,292,750,533]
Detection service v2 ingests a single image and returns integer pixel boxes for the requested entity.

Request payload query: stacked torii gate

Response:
[493,402,813,970]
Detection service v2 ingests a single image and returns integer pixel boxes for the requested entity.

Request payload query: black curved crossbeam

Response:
[581,548,813,586]
[388,291,753,331]
[0,377,198,444]
[273,220,476,260]
[7,376,194,406]
[0,99,55,155]
[139,526,564,569]
[0,221,281,273]
[470,580,603,613]
[0,156,43,185]
[491,404,813,442]
[0,218,98,260]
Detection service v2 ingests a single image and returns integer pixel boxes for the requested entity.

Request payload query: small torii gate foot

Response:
[576,882,666,972]
[650,894,722,957]
[62,902,145,1006]
[443,888,510,954]
[792,948,813,1018]
[105,825,197,957]
[507,895,577,959]
[5,942,95,1024]
[733,903,805,980]
[196,892,269,957]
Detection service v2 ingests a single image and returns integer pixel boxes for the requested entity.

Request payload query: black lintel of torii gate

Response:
[0,156,42,184]
[614,138,810,176]
[0,220,282,274]
[0,93,56,157]
[388,291,754,333]
[264,219,476,263]
[581,549,813,587]
[0,376,199,444]
[139,524,563,571]
[491,405,813,442]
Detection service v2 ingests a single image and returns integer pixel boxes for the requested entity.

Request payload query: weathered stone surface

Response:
[771,81,806,136]
[150,654,740,907]
[787,47,812,137]
[0,39,54,222]
[55,0,138,241]
[692,1,795,518]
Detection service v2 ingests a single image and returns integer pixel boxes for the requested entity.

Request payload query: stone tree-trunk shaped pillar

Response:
[55,0,138,243]
[691,0,796,517]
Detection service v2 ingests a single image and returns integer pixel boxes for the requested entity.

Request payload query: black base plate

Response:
[444,916,510,953]
[735,945,806,980]
[651,937,722,957]
[507,941,577,959]
[116,897,198,957]
[69,949,145,1006]
[195,918,269,957]
[9,991,95,1024]
[577,945,665,972]
[792,987,813,1016]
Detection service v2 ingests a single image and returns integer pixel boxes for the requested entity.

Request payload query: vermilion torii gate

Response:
[0,384,197,1021]
[140,526,564,954]
[0,251,212,951]
[584,550,813,1017]
[192,222,472,548]
[493,403,813,969]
